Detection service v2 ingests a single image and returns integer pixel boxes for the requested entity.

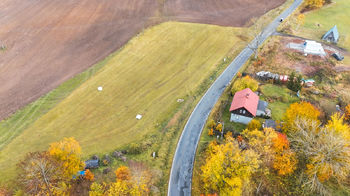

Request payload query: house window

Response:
[240,109,242,113]
[243,110,246,114]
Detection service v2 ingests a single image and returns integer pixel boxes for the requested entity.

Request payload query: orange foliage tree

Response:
[84,169,94,181]
[272,133,297,176]
[115,166,131,181]
[344,104,350,122]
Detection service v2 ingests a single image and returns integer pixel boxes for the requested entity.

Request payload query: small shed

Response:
[322,25,339,44]
[303,40,326,56]
[263,119,277,129]
[85,159,99,169]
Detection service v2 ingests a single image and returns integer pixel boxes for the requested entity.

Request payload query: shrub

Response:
[128,143,142,154]
[247,119,261,130]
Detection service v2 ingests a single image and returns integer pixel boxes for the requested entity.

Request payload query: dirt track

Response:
[0,0,284,120]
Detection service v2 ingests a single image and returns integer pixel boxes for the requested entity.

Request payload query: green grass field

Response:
[297,0,350,50]
[0,22,246,182]
[260,84,299,120]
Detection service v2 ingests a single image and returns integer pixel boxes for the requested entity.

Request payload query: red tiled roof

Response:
[229,88,259,116]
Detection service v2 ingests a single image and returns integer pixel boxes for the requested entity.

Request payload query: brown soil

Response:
[0,0,285,120]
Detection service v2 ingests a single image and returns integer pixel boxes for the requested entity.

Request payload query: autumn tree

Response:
[305,0,325,9]
[283,102,320,133]
[271,133,297,176]
[289,118,350,195]
[241,128,297,193]
[344,104,350,122]
[207,119,216,129]
[247,119,261,130]
[17,152,66,195]
[294,14,306,31]
[201,136,260,195]
[89,182,107,196]
[231,76,259,95]
[326,113,350,140]
[107,181,130,196]
[216,123,223,133]
[129,164,152,195]
[115,166,131,181]
[107,165,151,195]
[85,169,94,181]
[49,137,84,178]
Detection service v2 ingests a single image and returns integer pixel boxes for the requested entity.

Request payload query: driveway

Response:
[168,0,303,195]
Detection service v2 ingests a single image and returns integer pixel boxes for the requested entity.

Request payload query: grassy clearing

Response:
[296,0,350,51]
[0,22,246,183]
[260,84,299,120]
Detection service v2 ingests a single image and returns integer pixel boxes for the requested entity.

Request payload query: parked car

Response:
[332,53,344,61]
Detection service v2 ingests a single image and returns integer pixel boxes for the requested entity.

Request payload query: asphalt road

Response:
[167,0,303,195]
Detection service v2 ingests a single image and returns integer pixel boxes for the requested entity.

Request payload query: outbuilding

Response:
[322,25,339,44]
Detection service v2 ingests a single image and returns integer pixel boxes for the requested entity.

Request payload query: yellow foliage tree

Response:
[283,102,320,133]
[89,182,107,196]
[231,76,259,95]
[216,123,223,132]
[247,119,261,130]
[207,119,216,129]
[107,180,130,196]
[201,136,260,195]
[297,14,305,26]
[326,113,350,140]
[48,137,84,178]
[305,0,325,9]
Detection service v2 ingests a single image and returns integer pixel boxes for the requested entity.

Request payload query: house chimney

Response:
[246,93,249,98]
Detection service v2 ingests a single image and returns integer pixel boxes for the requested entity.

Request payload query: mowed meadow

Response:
[298,0,350,50]
[0,22,245,181]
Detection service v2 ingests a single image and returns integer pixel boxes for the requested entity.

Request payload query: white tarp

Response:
[303,40,326,56]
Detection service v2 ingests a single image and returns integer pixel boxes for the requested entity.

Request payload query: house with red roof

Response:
[229,88,269,124]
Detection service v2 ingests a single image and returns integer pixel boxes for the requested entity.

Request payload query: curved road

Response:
[168,0,303,195]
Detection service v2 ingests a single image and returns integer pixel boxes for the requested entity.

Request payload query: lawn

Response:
[0,22,246,183]
[260,84,299,120]
[297,0,350,51]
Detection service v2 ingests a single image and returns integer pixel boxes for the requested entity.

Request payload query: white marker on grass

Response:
[136,114,142,120]
[98,86,103,91]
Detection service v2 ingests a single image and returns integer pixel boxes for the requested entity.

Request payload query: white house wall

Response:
[230,113,253,125]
